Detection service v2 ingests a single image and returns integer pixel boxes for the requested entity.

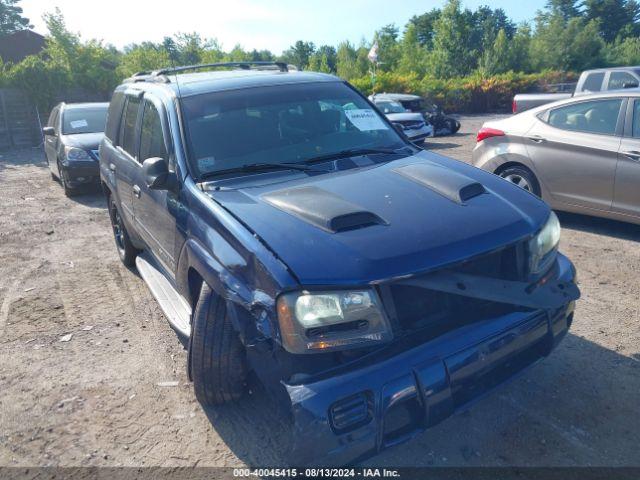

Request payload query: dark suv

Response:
[100,62,579,465]
[43,102,108,195]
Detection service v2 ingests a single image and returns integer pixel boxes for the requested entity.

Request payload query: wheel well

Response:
[187,268,205,309]
[494,161,531,176]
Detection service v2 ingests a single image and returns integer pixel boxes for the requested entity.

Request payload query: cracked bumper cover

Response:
[284,253,578,465]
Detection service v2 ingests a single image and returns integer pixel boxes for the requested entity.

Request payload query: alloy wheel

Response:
[502,173,532,192]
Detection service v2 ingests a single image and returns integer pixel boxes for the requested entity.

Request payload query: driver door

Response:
[133,97,177,275]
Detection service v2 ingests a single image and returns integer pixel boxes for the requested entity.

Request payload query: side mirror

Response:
[42,126,56,136]
[143,157,173,190]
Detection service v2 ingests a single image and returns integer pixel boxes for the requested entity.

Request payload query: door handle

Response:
[527,135,545,143]
[109,163,116,172]
[133,185,141,198]
[622,151,640,161]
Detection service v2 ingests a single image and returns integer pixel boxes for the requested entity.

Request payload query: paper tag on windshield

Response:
[344,109,388,131]
[70,119,88,129]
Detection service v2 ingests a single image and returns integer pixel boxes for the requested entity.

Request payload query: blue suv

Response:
[99,62,579,465]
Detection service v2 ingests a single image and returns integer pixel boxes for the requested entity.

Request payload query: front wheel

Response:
[190,284,247,406]
[57,160,76,197]
[107,195,139,266]
[498,165,541,197]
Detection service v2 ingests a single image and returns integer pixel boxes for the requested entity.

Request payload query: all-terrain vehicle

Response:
[100,62,579,465]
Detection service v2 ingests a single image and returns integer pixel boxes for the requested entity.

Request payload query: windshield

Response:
[61,106,107,135]
[181,82,406,177]
[375,101,407,114]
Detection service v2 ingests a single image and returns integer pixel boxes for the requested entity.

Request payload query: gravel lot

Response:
[1,115,639,468]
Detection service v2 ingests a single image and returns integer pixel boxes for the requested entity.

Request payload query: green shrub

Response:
[353,70,577,113]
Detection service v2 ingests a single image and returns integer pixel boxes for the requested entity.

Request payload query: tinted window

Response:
[633,101,640,138]
[105,92,125,141]
[47,107,58,127]
[582,72,604,92]
[119,96,141,158]
[182,82,404,178]
[139,101,167,163]
[61,106,107,135]
[548,99,622,135]
[608,71,639,90]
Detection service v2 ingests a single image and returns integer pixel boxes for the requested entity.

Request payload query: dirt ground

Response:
[1,115,639,468]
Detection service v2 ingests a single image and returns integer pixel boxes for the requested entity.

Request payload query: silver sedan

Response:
[472,91,640,225]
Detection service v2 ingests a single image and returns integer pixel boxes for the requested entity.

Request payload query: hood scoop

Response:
[262,186,386,233]
[394,162,486,204]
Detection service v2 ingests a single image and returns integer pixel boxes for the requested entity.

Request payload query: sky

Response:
[21,0,548,54]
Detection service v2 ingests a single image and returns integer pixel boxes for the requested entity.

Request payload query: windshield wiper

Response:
[301,147,410,165]
[200,162,328,180]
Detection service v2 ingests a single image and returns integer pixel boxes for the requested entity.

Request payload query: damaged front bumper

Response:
[284,253,578,465]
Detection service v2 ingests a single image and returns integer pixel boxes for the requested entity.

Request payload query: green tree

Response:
[605,35,640,64]
[281,40,315,69]
[479,29,511,75]
[117,43,170,78]
[0,0,30,35]
[373,24,400,71]
[397,23,428,75]
[409,9,441,48]
[584,0,639,42]
[428,0,477,78]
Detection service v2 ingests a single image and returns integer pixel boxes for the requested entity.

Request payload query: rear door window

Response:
[547,99,623,136]
[632,101,640,138]
[139,101,168,163]
[608,71,639,90]
[582,72,605,93]
[118,96,141,159]
[48,107,59,132]
[105,92,125,141]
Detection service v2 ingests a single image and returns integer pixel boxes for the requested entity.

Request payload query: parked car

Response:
[100,62,579,465]
[474,91,640,225]
[369,98,434,142]
[512,66,640,113]
[370,93,460,136]
[43,102,108,196]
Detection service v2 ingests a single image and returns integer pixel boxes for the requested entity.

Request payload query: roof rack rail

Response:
[152,61,289,76]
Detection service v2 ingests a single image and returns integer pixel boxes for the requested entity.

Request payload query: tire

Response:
[190,283,247,406]
[107,194,139,267]
[498,165,541,197]
[446,118,459,135]
[57,160,76,197]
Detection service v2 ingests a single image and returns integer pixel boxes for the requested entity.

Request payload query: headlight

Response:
[277,290,392,354]
[65,147,90,161]
[529,211,561,275]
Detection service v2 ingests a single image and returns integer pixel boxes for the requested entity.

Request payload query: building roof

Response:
[0,30,46,64]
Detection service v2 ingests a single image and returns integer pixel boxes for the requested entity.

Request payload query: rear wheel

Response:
[107,195,138,266]
[498,165,541,196]
[446,118,460,134]
[190,284,247,406]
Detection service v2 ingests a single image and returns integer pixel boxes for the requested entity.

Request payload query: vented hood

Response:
[208,151,550,285]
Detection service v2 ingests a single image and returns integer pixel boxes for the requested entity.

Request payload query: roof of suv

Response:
[125,69,340,98]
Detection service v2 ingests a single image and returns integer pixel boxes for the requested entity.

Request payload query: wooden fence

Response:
[0,88,42,150]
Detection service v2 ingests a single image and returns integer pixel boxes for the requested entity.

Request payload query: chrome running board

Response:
[136,253,192,338]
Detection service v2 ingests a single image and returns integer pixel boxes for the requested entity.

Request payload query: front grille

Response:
[329,392,373,433]
[387,241,530,337]
[397,120,425,129]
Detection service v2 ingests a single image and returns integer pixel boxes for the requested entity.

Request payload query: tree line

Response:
[0,0,639,112]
